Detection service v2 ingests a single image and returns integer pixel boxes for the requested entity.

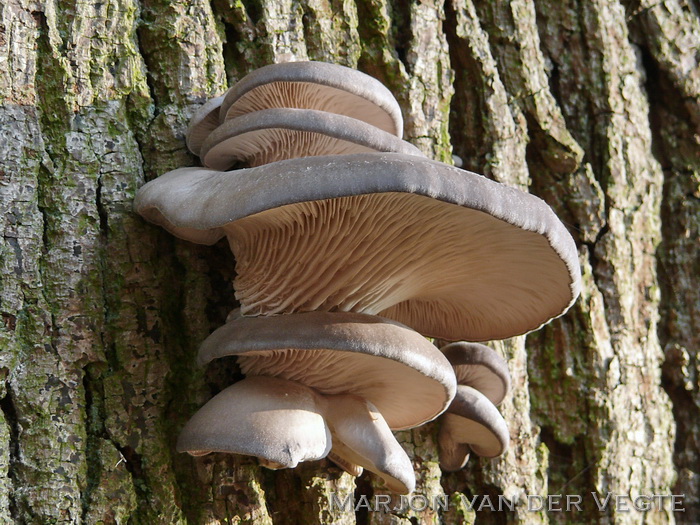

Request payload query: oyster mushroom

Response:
[196,311,456,491]
[200,108,423,170]
[197,311,456,430]
[321,394,415,493]
[219,61,404,137]
[178,375,417,493]
[135,62,581,494]
[186,95,225,156]
[134,152,581,342]
[438,385,510,472]
[177,375,331,468]
[441,342,511,405]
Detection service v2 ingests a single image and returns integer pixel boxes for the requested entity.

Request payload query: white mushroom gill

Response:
[226,191,573,341]
[205,128,380,169]
[327,452,363,476]
[223,81,400,137]
[200,108,422,170]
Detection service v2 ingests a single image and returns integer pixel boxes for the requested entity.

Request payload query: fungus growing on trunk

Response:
[438,385,510,472]
[135,61,581,492]
[197,311,456,430]
[135,153,580,341]
[200,108,423,170]
[219,61,404,137]
[185,311,456,493]
[186,95,225,156]
[177,376,331,467]
[441,342,511,405]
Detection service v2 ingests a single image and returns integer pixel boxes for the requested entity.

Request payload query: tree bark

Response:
[0,0,698,523]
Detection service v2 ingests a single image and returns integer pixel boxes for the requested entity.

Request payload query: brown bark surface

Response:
[0,0,698,523]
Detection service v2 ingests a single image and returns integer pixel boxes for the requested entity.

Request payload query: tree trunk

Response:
[1,0,698,523]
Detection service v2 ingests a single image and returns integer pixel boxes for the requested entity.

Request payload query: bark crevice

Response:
[0,389,20,523]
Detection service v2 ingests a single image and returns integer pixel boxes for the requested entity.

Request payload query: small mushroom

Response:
[199,108,423,170]
[197,311,457,430]
[176,376,331,468]
[438,385,510,472]
[219,61,404,137]
[441,342,511,405]
[134,152,581,342]
[186,95,225,156]
[321,394,415,494]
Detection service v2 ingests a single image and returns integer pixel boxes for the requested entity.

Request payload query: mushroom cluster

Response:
[134,61,581,493]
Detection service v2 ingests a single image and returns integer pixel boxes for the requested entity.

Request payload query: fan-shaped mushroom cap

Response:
[438,385,510,472]
[219,61,404,137]
[441,342,511,405]
[186,95,225,156]
[322,394,415,494]
[176,376,331,467]
[200,108,423,170]
[197,311,456,431]
[134,153,581,341]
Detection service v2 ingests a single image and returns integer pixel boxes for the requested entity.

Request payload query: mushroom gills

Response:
[227,190,573,341]
[200,108,423,170]
[134,152,581,341]
[176,376,331,468]
[219,62,403,137]
[198,311,457,431]
[237,348,449,430]
[327,452,364,477]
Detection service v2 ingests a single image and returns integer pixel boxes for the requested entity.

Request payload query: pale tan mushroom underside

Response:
[238,349,447,431]
[200,108,422,170]
[226,192,573,341]
[198,311,456,430]
[134,153,581,341]
[222,81,401,138]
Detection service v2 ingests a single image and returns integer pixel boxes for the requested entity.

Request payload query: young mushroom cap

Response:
[176,376,331,468]
[441,342,511,405]
[219,61,404,137]
[322,394,416,494]
[438,385,510,472]
[200,108,423,170]
[197,311,456,430]
[186,95,225,156]
[134,152,581,341]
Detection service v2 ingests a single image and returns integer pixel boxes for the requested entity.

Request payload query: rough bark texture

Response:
[0,0,698,523]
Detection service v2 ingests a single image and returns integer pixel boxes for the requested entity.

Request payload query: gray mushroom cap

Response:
[441,342,511,405]
[200,108,423,170]
[176,376,331,467]
[186,95,225,156]
[134,152,581,342]
[197,311,457,431]
[219,61,404,137]
[438,385,510,472]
